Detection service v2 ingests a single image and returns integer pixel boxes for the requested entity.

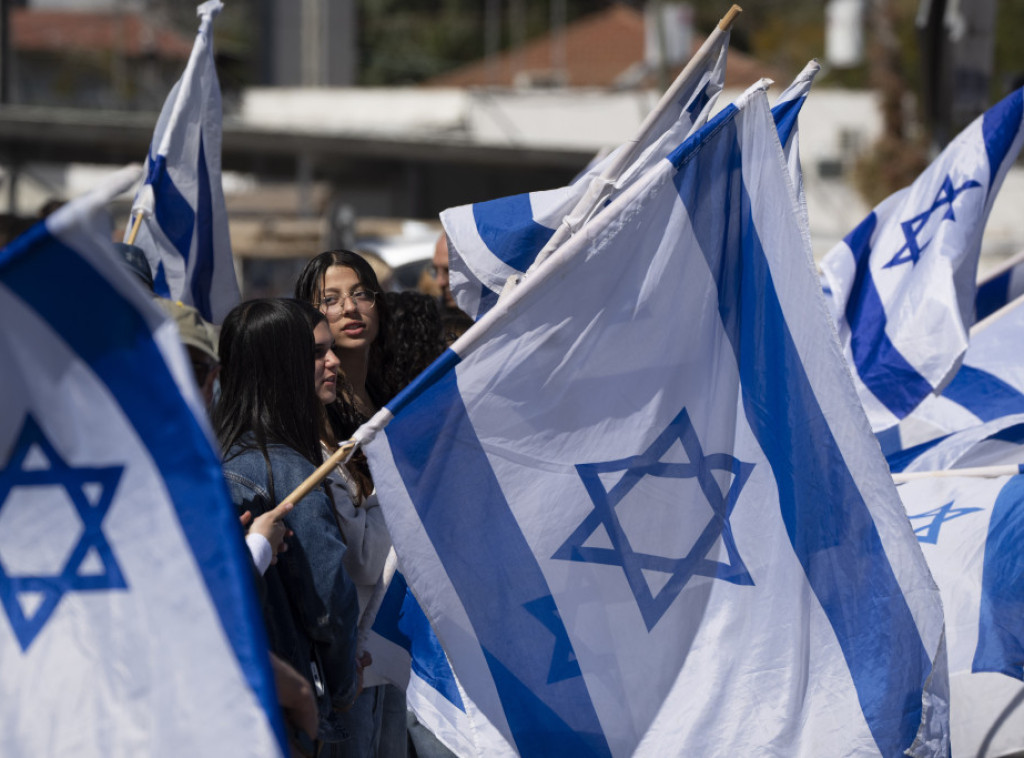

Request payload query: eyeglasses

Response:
[317,290,377,315]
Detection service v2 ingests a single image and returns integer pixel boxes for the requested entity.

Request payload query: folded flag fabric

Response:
[771,59,820,229]
[975,248,1024,322]
[440,31,730,320]
[359,82,948,757]
[821,86,1024,432]
[368,572,515,756]
[880,295,1024,455]
[0,166,284,756]
[127,0,239,324]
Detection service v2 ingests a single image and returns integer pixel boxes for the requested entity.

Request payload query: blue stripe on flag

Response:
[771,95,803,148]
[975,270,1011,321]
[371,572,411,650]
[147,155,195,263]
[0,224,287,752]
[989,423,1024,445]
[386,348,461,417]
[676,124,932,757]
[371,571,465,710]
[399,581,466,710]
[472,193,556,272]
[478,282,500,317]
[940,364,1024,421]
[885,433,951,473]
[384,369,611,758]
[191,136,215,322]
[973,475,1024,678]
[982,89,1024,193]
[842,214,935,418]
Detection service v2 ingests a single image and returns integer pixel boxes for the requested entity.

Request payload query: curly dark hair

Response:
[384,290,447,393]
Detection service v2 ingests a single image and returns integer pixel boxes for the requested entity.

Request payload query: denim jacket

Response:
[223,440,359,732]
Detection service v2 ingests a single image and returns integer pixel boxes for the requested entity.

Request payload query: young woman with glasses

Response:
[295,251,406,758]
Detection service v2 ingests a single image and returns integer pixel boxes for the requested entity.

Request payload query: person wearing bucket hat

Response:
[155,297,220,410]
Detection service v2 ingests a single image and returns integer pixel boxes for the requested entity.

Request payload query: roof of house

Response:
[12,8,193,60]
[425,4,786,90]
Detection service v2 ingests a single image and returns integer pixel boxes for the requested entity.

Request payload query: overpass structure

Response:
[0,87,634,219]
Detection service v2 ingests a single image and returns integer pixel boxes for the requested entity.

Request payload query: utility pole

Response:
[917,0,997,152]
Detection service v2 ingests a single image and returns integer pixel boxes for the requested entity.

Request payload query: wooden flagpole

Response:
[524,4,742,274]
[280,439,358,505]
[124,211,144,246]
[892,463,1024,483]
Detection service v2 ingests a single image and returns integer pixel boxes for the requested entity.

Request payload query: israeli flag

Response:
[892,420,1024,756]
[440,31,730,320]
[0,166,285,756]
[881,295,1024,455]
[358,83,948,756]
[128,0,239,324]
[821,86,1024,432]
[369,573,514,756]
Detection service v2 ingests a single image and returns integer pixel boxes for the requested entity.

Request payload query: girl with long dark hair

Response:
[213,297,360,754]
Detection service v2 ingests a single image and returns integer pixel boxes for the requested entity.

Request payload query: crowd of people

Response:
[116,233,470,757]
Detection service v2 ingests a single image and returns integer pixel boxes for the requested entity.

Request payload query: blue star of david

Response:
[884,175,982,268]
[552,408,754,631]
[907,500,982,545]
[0,415,127,651]
[523,595,582,684]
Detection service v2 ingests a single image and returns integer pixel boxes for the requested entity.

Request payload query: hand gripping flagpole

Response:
[518,4,742,281]
[279,440,358,506]
[276,439,400,646]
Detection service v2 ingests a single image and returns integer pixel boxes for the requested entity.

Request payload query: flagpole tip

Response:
[720,5,742,31]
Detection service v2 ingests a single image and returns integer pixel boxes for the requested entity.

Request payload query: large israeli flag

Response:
[821,87,1024,432]
[0,166,285,756]
[358,84,948,756]
[128,0,239,324]
[440,31,730,320]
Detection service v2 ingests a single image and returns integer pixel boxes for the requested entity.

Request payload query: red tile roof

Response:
[12,9,193,60]
[426,3,785,90]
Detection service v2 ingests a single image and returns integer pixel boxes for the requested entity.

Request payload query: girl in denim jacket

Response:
[213,298,361,755]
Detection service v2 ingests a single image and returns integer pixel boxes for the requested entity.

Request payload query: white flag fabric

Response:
[821,87,1024,432]
[771,59,820,229]
[0,167,285,756]
[128,0,239,324]
[358,83,948,757]
[440,31,730,320]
